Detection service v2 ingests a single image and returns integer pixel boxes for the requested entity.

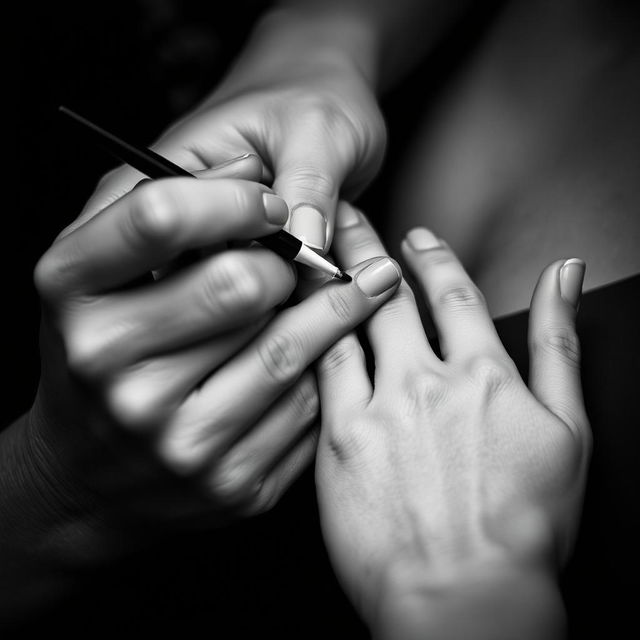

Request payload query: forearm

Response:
[210,0,475,99]
[371,558,567,640]
[267,0,476,91]
[0,404,123,620]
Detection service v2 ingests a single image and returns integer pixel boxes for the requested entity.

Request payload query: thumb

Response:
[528,258,590,436]
[273,148,347,255]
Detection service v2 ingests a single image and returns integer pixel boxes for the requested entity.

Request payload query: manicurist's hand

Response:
[1,171,402,618]
[74,6,387,255]
[315,212,591,639]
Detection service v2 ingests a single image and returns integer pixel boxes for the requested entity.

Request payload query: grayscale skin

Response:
[5,0,627,633]
[315,206,589,640]
[0,160,402,620]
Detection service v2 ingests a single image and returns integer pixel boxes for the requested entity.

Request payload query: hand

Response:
[22,176,402,549]
[74,7,386,255]
[315,216,591,637]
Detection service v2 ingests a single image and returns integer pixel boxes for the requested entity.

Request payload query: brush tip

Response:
[336,270,352,283]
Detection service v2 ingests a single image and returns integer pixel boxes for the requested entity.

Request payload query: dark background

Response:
[7,1,639,637]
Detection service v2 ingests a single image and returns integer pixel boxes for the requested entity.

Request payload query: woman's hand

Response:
[75,7,387,255]
[315,211,590,638]
[4,170,403,600]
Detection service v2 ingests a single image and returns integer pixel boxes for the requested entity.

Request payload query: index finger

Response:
[35,178,289,298]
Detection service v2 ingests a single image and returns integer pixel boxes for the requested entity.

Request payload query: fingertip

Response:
[403,227,441,252]
[531,258,586,317]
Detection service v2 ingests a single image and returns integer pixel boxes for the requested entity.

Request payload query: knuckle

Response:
[324,287,355,324]
[287,165,336,200]
[127,182,180,249]
[321,338,363,377]
[297,96,345,132]
[326,420,369,463]
[243,477,280,516]
[402,370,449,415]
[536,325,581,368]
[208,463,259,507]
[374,284,416,322]
[467,354,514,395]
[438,284,485,312]
[105,377,163,431]
[33,249,67,300]
[257,331,304,387]
[289,375,320,421]
[157,414,229,477]
[64,325,110,379]
[200,255,261,315]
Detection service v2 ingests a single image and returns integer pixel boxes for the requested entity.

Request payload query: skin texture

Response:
[314,207,590,639]
[0,164,402,619]
[74,1,473,255]
[2,2,603,633]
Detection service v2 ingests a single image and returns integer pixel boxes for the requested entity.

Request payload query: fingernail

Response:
[559,258,586,309]
[336,204,361,229]
[262,192,290,225]
[355,258,401,297]
[213,153,253,169]
[406,227,440,251]
[289,204,327,251]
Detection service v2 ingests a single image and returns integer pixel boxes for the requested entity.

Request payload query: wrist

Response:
[212,5,381,99]
[371,554,566,640]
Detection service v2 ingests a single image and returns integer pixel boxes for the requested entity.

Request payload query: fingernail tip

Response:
[563,257,586,268]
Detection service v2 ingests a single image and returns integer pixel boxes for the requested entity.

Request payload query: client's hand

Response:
[315,211,590,639]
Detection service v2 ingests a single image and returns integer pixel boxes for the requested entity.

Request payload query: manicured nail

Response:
[559,258,586,309]
[355,258,401,297]
[336,204,361,229]
[262,192,290,225]
[406,227,440,251]
[213,153,253,169]
[289,204,327,251]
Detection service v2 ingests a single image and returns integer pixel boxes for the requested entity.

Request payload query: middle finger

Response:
[68,248,296,372]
